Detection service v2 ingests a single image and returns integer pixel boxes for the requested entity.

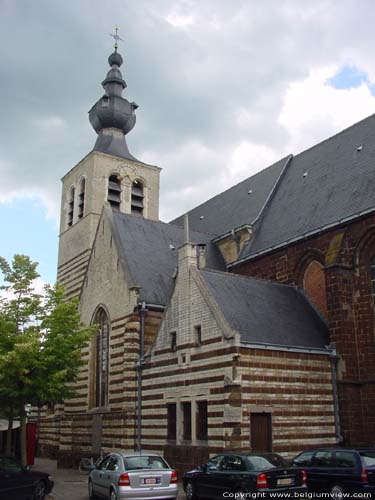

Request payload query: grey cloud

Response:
[1,0,375,222]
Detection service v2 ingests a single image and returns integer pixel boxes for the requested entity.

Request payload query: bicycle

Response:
[78,456,94,475]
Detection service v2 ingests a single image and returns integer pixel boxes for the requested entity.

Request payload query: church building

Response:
[38,43,375,472]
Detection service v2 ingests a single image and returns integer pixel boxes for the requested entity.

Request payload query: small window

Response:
[194,325,202,345]
[78,178,85,219]
[206,455,224,471]
[293,451,314,467]
[107,456,119,472]
[131,180,144,216]
[97,456,111,471]
[167,403,177,440]
[196,401,208,441]
[221,456,246,472]
[170,331,177,351]
[182,402,191,441]
[335,452,356,469]
[108,175,121,211]
[314,451,334,467]
[67,186,75,226]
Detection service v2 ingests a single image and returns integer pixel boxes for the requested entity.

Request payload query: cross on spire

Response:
[109,25,123,52]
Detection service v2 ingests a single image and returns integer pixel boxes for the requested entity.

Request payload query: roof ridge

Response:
[201,267,298,290]
[293,112,375,160]
[169,156,290,224]
[167,220,217,238]
[114,212,217,239]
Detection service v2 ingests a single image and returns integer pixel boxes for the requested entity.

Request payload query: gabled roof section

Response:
[200,269,329,349]
[172,113,375,264]
[112,213,225,305]
[241,113,375,260]
[171,157,289,236]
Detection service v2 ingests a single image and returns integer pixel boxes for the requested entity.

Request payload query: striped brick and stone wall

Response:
[232,213,375,446]
[140,244,337,475]
[240,348,336,455]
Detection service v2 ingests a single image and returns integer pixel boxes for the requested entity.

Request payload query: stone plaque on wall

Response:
[223,406,242,423]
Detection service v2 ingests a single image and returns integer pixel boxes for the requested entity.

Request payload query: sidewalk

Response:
[32,457,185,499]
[33,457,88,500]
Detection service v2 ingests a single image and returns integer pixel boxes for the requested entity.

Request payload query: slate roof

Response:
[112,213,225,305]
[200,269,329,349]
[171,157,288,236]
[172,113,375,263]
[244,113,375,259]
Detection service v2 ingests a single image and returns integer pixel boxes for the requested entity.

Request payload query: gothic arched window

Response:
[67,186,75,227]
[303,260,328,318]
[108,174,121,211]
[93,308,110,408]
[78,177,85,219]
[131,180,144,216]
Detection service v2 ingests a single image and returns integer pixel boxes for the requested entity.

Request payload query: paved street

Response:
[33,457,186,500]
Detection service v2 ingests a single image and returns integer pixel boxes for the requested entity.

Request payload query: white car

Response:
[88,452,178,500]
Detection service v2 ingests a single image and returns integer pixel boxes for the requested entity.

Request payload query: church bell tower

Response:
[57,36,161,299]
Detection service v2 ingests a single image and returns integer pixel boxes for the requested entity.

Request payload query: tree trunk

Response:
[19,404,27,466]
[6,413,13,455]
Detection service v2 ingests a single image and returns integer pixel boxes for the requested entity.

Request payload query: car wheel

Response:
[185,481,198,500]
[110,488,118,500]
[330,484,345,499]
[33,480,47,500]
[88,480,96,499]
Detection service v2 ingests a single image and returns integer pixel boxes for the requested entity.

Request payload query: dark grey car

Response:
[88,452,178,500]
[0,455,54,500]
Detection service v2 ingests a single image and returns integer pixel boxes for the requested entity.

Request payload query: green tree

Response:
[0,254,94,465]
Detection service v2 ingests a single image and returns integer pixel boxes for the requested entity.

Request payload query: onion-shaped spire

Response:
[88,29,138,161]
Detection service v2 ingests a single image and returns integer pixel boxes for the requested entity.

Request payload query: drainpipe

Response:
[329,343,343,443]
[136,301,147,453]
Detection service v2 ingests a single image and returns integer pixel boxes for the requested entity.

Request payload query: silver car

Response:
[88,452,178,500]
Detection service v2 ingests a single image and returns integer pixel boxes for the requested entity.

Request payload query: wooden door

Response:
[250,413,272,452]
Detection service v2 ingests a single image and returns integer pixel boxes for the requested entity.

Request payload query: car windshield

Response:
[246,454,288,471]
[123,456,169,470]
[360,451,375,468]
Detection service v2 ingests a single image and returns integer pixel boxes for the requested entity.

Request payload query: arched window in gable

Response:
[131,180,144,216]
[78,177,85,219]
[67,186,75,227]
[92,308,110,408]
[303,260,328,318]
[108,174,121,211]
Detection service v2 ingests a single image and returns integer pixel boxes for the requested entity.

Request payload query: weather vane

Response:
[109,25,123,52]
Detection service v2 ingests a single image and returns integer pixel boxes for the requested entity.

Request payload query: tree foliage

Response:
[0,254,94,463]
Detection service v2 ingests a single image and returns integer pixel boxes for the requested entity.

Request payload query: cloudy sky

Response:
[1,0,375,285]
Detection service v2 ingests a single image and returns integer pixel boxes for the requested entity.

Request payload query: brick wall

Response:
[232,213,375,446]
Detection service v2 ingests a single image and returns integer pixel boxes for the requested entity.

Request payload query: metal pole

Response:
[329,343,343,443]
[136,301,147,453]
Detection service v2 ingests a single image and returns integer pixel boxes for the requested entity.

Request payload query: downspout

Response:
[329,343,343,443]
[136,301,147,453]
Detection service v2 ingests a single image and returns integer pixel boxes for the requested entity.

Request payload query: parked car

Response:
[183,452,307,499]
[88,452,178,499]
[291,447,375,497]
[0,454,54,500]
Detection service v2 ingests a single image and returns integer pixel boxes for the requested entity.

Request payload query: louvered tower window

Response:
[78,178,85,219]
[131,180,144,216]
[108,174,121,211]
[67,186,75,227]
